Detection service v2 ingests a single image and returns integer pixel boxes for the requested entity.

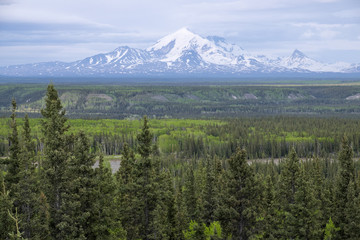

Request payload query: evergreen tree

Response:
[288,165,322,239]
[135,116,158,240]
[333,136,356,238]
[40,84,72,239]
[17,114,46,239]
[279,148,300,207]
[93,152,125,240]
[116,143,140,239]
[60,132,96,239]
[32,192,51,240]
[217,147,259,239]
[202,157,217,225]
[174,183,188,240]
[151,170,176,240]
[184,167,198,221]
[6,98,20,196]
[343,180,360,239]
[311,157,332,228]
[0,173,15,239]
[277,148,301,238]
[261,175,279,239]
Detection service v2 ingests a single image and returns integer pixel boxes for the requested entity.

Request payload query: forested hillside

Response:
[2,83,360,119]
[1,84,360,239]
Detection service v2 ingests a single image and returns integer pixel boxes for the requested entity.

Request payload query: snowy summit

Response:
[0,28,359,77]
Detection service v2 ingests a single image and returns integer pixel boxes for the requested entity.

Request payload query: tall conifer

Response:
[6,98,20,196]
[334,136,356,238]
[41,84,71,239]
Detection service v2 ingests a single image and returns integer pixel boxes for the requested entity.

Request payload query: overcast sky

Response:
[0,0,359,66]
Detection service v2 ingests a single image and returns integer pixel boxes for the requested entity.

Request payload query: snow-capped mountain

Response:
[0,28,358,77]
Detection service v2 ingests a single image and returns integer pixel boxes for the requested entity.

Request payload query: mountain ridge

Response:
[1,28,359,77]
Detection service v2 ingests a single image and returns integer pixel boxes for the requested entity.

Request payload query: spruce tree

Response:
[40,84,71,239]
[217,147,259,239]
[333,136,356,238]
[0,172,15,239]
[279,147,300,207]
[17,114,46,239]
[151,170,176,240]
[6,98,20,196]
[135,116,158,240]
[202,156,217,225]
[288,165,322,239]
[261,175,279,239]
[184,167,199,221]
[343,180,360,239]
[116,143,140,239]
[277,148,301,238]
[60,132,96,239]
[174,183,188,240]
[93,152,125,240]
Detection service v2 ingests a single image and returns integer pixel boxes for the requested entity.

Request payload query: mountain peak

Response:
[0,29,356,76]
[172,27,194,35]
[291,49,307,59]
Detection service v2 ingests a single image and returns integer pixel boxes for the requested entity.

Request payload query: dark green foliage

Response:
[132,115,159,240]
[6,98,20,196]
[41,84,72,239]
[333,136,357,238]
[0,173,15,239]
[4,83,360,120]
[217,147,260,239]
[137,116,153,159]
[151,170,176,240]
[174,183,188,240]
[17,114,48,239]
[116,144,140,239]
[202,157,218,225]
[2,84,360,240]
[93,153,125,240]
[279,148,300,208]
[343,180,360,239]
[184,167,199,221]
[289,165,322,239]
[261,175,280,239]
[60,132,96,239]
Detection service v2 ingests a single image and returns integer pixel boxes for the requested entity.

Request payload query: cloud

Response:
[0,0,15,5]
[0,0,359,65]
[334,8,360,18]
[314,0,339,2]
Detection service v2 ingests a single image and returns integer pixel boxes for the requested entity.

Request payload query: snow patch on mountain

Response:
[0,28,358,77]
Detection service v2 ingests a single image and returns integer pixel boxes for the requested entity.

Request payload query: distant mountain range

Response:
[1,28,359,77]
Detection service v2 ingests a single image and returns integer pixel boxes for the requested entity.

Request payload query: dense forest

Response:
[1,84,360,239]
[2,116,360,160]
[2,83,360,119]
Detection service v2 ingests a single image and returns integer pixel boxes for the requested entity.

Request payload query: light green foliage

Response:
[204,221,223,240]
[323,217,340,240]
[2,83,360,240]
[183,220,205,240]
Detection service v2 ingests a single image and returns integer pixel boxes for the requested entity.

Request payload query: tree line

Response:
[1,84,360,239]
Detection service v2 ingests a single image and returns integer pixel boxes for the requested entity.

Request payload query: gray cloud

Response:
[0,0,359,65]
